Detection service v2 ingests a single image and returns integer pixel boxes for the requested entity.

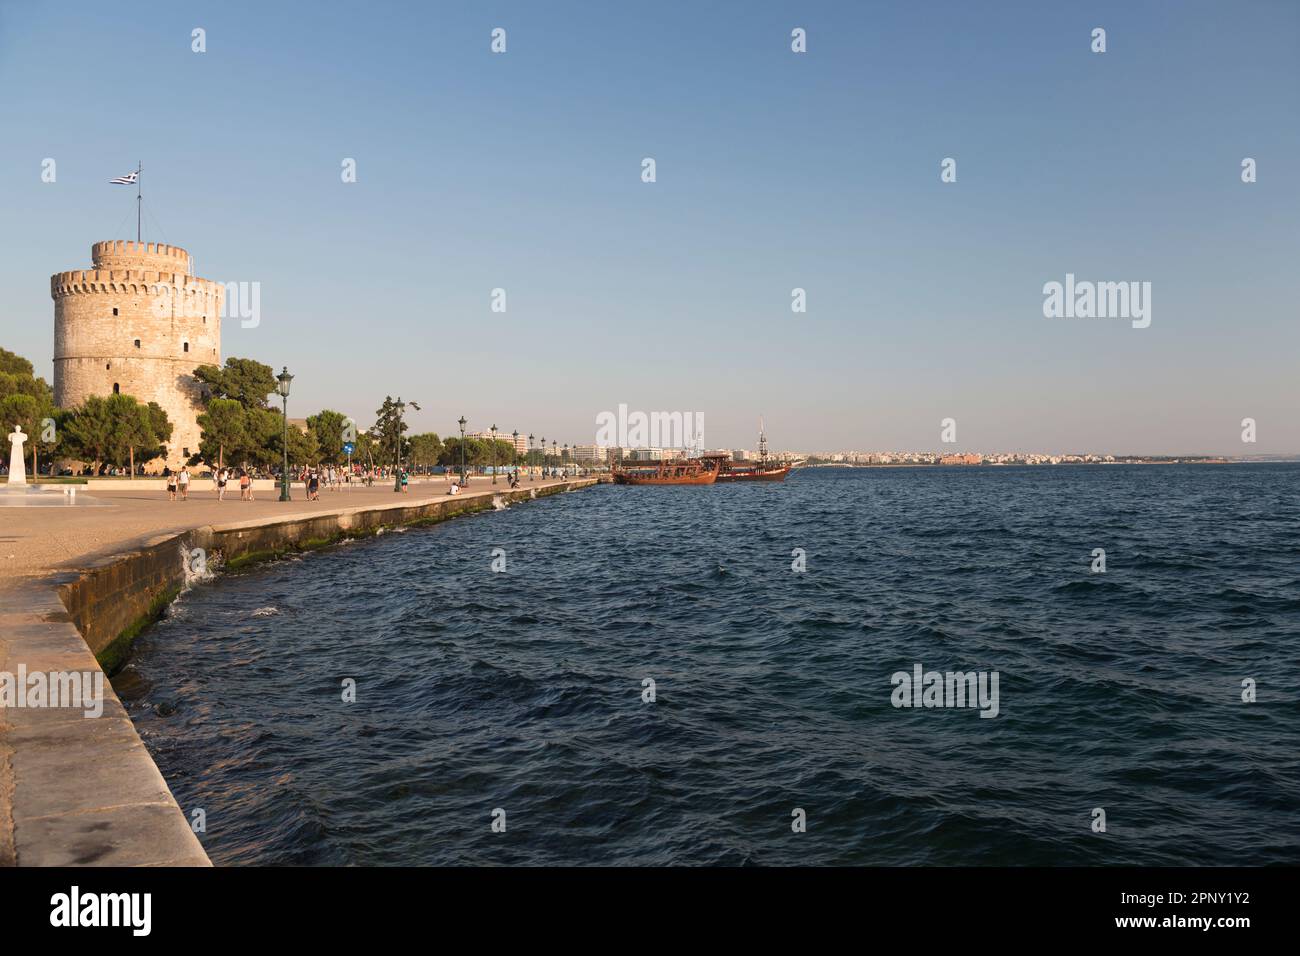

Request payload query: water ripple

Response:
[116,465,1300,865]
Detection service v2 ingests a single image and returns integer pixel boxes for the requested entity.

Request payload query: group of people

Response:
[161,463,539,503]
[298,464,408,497]
[163,466,256,502]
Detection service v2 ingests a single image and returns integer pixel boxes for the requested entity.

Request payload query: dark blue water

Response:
[115,465,1300,866]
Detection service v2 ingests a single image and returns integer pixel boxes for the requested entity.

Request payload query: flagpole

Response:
[136,161,142,243]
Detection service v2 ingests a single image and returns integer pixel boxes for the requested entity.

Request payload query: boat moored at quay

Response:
[612,421,794,486]
[612,457,721,485]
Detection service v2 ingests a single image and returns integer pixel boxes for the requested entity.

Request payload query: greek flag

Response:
[110,171,138,185]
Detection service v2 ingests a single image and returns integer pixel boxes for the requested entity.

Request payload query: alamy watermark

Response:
[1043,274,1150,329]
[890,663,1000,718]
[595,404,704,448]
[152,280,262,328]
[1,666,105,718]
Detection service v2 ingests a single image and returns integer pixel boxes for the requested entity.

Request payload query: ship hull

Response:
[613,470,718,486]
[716,467,791,482]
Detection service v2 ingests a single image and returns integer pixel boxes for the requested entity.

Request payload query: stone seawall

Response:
[1,478,598,866]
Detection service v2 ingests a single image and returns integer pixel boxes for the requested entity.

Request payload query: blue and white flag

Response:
[110,171,138,185]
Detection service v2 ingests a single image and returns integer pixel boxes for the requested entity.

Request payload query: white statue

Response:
[8,425,27,486]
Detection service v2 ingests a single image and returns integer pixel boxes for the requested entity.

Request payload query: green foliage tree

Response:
[142,401,173,466]
[194,357,277,410]
[60,395,116,474]
[103,393,154,475]
[196,398,247,469]
[240,407,283,469]
[0,347,57,475]
[272,416,320,471]
[372,396,412,471]
[439,437,490,468]
[407,432,443,472]
[0,347,35,379]
[490,438,516,466]
[353,428,377,470]
[307,409,352,465]
[0,393,39,476]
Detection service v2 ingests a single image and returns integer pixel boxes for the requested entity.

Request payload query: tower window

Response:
[134,339,141,348]
[183,342,189,352]
[113,383,120,394]
[105,362,111,370]
[112,308,119,316]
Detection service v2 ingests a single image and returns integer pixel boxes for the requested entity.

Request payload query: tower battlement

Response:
[91,239,192,274]
[51,270,224,299]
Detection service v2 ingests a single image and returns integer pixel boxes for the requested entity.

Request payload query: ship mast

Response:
[758,416,768,467]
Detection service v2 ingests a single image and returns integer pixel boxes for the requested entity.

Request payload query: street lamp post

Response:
[539,436,545,478]
[458,416,467,485]
[393,398,420,492]
[563,443,568,479]
[491,424,498,484]
[276,366,293,501]
[512,430,519,483]
[528,433,535,481]
[551,440,557,478]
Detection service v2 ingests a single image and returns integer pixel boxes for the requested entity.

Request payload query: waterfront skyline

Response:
[2,1,1297,455]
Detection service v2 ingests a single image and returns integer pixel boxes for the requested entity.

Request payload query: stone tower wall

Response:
[52,241,223,470]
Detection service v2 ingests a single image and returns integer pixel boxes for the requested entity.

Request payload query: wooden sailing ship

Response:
[700,420,792,482]
[612,456,720,485]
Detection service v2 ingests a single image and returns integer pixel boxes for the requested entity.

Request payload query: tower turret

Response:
[52,241,223,470]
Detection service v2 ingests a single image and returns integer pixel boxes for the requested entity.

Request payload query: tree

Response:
[63,393,171,475]
[0,347,57,474]
[0,394,38,476]
[270,413,319,471]
[407,432,443,472]
[0,392,58,476]
[353,428,377,470]
[60,396,116,474]
[104,394,151,475]
[0,347,35,379]
[196,398,246,469]
[490,438,516,466]
[143,402,173,463]
[439,437,488,468]
[194,357,277,410]
[239,407,283,469]
[307,409,352,465]
[372,397,410,471]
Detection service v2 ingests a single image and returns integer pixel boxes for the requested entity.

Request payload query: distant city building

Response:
[571,444,606,463]
[468,430,527,454]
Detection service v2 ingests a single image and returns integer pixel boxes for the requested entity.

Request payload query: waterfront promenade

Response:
[0,477,568,590]
[0,475,597,867]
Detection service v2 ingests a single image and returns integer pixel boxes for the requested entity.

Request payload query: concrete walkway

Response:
[0,476,595,866]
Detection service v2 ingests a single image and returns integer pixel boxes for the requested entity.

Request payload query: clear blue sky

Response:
[2,0,1296,454]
